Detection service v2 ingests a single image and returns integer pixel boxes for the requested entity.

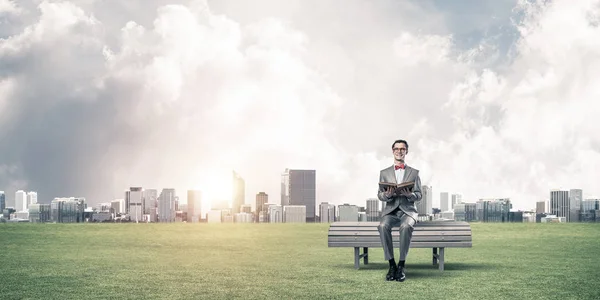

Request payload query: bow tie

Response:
[395,164,405,170]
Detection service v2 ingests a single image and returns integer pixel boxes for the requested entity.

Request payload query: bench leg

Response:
[439,247,445,271]
[433,247,438,265]
[354,247,360,269]
[363,247,368,264]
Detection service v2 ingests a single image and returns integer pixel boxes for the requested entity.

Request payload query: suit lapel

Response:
[385,166,397,184]
[402,166,413,183]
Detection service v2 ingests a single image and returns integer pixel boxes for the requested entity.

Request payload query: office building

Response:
[476,198,511,222]
[51,197,86,223]
[417,185,432,215]
[440,192,449,212]
[255,192,268,222]
[93,211,112,222]
[240,204,251,214]
[15,190,27,212]
[366,198,380,221]
[111,199,124,215]
[550,190,569,221]
[187,190,202,223]
[508,211,524,222]
[284,205,306,223]
[269,205,283,223]
[580,199,600,222]
[358,212,366,222]
[569,189,582,222]
[536,201,546,214]
[319,202,336,223]
[26,191,38,210]
[234,212,254,223]
[126,187,143,222]
[258,202,275,223]
[28,203,51,223]
[281,169,316,222]
[451,194,462,210]
[95,202,111,212]
[454,202,477,222]
[338,204,359,222]
[144,189,158,216]
[0,191,5,212]
[158,188,176,222]
[232,171,245,214]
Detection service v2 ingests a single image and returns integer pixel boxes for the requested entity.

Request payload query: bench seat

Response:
[327,220,472,271]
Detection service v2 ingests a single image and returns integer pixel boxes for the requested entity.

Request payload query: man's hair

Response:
[391,139,409,150]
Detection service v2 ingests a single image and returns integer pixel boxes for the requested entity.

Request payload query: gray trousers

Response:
[377,208,416,261]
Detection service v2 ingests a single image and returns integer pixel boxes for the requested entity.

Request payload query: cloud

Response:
[415,0,600,207]
[393,32,453,66]
[1,0,599,213]
[0,0,21,15]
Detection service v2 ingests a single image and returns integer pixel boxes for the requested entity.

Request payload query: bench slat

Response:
[328,236,472,243]
[329,227,471,232]
[330,221,468,227]
[328,241,472,248]
[328,230,472,236]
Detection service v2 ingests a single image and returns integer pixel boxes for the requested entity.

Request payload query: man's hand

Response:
[384,186,395,198]
[396,187,412,198]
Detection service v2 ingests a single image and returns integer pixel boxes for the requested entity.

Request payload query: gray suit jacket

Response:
[377,165,422,221]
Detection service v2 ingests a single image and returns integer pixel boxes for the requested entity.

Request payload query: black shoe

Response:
[395,266,406,282]
[386,265,397,281]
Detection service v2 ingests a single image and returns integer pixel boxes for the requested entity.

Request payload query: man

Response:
[377,139,422,282]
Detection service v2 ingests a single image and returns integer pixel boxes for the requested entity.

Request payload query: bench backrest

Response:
[328,220,472,248]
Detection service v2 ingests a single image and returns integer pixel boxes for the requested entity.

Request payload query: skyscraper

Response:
[366,198,380,221]
[0,191,5,212]
[417,185,433,215]
[26,192,38,210]
[440,192,449,212]
[451,194,462,210]
[15,190,26,212]
[255,192,268,222]
[159,188,176,222]
[127,187,143,222]
[569,189,582,222]
[550,190,569,221]
[232,170,245,214]
[187,190,202,222]
[143,189,158,222]
[281,169,316,222]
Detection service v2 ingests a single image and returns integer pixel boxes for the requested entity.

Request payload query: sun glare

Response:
[192,168,233,211]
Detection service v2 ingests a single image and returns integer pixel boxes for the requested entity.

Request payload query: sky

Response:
[1,0,600,212]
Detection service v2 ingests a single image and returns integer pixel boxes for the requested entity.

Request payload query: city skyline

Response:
[2,181,597,214]
[10,187,598,224]
[2,0,600,212]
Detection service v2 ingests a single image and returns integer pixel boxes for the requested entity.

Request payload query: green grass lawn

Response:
[1,222,599,300]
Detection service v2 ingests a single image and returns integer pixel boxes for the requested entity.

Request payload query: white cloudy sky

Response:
[1,0,600,212]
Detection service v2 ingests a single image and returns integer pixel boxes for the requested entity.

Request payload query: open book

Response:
[379,181,415,191]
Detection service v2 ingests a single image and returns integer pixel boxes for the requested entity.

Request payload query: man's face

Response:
[392,142,408,162]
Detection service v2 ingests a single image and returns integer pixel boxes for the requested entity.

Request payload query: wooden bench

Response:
[327,220,472,271]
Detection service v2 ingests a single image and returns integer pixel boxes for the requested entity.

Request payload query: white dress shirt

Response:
[393,164,415,199]
[394,166,405,183]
